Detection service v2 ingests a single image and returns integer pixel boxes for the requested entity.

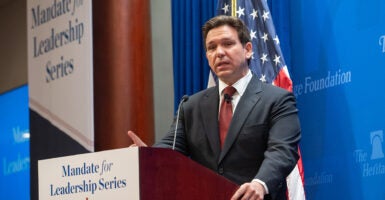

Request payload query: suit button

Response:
[218,167,224,174]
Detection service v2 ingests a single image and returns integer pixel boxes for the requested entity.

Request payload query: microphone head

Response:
[181,95,189,102]
[224,94,232,103]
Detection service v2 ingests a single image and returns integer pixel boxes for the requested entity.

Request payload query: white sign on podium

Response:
[38,147,139,200]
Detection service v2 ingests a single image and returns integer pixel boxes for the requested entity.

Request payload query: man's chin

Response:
[216,69,232,76]
[217,72,235,83]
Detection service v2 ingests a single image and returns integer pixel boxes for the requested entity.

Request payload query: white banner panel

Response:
[38,147,140,200]
[27,0,94,151]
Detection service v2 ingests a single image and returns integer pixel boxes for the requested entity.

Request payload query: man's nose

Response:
[215,46,225,57]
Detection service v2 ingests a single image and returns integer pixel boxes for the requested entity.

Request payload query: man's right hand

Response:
[127,130,148,147]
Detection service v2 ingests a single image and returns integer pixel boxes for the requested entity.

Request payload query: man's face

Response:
[205,25,252,85]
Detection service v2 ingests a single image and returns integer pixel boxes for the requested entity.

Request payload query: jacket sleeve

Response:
[254,89,301,195]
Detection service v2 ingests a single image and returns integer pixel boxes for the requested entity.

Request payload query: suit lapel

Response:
[200,87,221,156]
[218,76,263,163]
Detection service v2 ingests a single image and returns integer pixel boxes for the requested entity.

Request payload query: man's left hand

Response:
[231,181,266,200]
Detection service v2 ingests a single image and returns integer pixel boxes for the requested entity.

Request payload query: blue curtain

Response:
[171,0,217,110]
[171,0,290,110]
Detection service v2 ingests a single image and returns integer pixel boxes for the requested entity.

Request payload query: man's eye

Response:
[224,41,234,46]
[207,46,216,51]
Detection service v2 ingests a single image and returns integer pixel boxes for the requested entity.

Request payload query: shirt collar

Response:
[218,70,252,96]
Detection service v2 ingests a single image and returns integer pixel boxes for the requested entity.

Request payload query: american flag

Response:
[214,0,306,199]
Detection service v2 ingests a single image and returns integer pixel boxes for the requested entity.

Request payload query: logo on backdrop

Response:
[2,126,30,176]
[29,0,85,83]
[354,130,385,177]
[13,126,29,144]
[370,130,384,160]
[305,171,333,186]
[293,69,352,97]
[379,35,385,53]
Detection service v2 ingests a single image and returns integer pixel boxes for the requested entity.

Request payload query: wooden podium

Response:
[38,147,238,200]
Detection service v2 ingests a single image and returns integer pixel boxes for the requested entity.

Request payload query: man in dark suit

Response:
[128,15,301,200]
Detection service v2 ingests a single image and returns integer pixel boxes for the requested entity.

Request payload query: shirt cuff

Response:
[252,179,269,194]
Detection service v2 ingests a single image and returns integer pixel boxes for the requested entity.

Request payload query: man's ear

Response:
[245,42,253,59]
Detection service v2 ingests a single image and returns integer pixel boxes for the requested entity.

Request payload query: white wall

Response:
[150,0,175,141]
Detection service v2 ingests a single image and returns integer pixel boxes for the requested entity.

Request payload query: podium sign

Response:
[39,147,238,199]
[38,148,140,200]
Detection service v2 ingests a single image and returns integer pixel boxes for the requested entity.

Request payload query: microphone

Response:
[172,95,189,150]
[224,93,232,103]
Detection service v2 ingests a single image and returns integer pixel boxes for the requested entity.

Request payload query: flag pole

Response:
[231,0,236,17]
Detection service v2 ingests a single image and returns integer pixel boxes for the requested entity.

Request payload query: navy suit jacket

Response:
[155,75,301,200]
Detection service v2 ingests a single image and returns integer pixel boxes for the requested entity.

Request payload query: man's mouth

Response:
[215,61,230,68]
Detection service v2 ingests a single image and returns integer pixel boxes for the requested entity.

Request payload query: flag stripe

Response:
[273,66,293,92]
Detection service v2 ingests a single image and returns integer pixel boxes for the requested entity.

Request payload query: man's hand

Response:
[127,131,148,147]
[231,181,266,200]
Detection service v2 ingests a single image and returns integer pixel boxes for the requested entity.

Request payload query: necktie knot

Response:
[223,86,236,103]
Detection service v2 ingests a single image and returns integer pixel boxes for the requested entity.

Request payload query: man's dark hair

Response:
[202,15,251,51]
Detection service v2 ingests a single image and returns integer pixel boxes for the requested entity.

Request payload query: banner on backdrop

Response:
[27,0,94,151]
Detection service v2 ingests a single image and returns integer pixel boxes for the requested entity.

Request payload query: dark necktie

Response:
[219,86,236,148]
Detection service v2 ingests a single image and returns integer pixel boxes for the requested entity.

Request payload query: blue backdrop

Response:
[289,1,385,199]
[172,0,385,199]
[171,0,216,110]
[0,85,30,199]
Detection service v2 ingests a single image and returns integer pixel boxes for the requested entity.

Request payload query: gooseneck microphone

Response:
[172,95,189,150]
